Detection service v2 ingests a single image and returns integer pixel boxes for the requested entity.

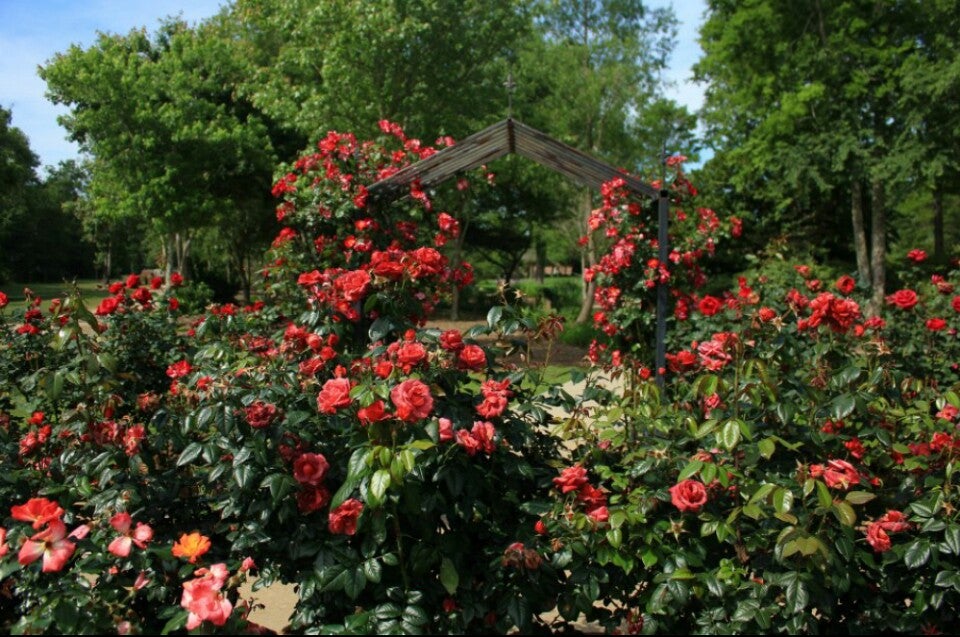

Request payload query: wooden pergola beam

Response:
[367,118,658,201]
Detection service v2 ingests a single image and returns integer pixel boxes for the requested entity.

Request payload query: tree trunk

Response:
[575,190,596,324]
[850,180,871,286]
[534,236,546,284]
[869,180,887,314]
[933,185,945,261]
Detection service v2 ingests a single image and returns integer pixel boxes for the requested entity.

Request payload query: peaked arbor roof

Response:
[367,118,658,202]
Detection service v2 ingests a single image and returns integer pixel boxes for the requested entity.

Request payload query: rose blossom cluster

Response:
[271,122,471,327]
[9,497,86,573]
[863,510,912,553]
[552,465,609,523]
[94,272,183,317]
[180,562,234,629]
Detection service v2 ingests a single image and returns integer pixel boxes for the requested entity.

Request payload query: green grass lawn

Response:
[0,279,109,314]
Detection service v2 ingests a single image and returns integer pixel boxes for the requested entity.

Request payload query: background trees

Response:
[694,0,960,311]
[18,0,958,312]
[0,107,92,283]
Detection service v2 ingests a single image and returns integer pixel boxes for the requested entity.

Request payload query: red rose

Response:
[457,344,487,371]
[328,498,363,535]
[669,479,708,513]
[11,497,64,529]
[166,360,193,379]
[357,400,387,425]
[665,349,697,373]
[334,269,371,302]
[886,289,918,310]
[812,459,859,490]
[125,273,140,289]
[395,341,427,372]
[439,329,464,352]
[906,248,927,263]
[553,466,588,493]
[408,247,446,278]
[698,295,723,317]
[835,275,856,295]
[0,291,8,308]
[926,317,947,331]
[390,379,433,422]
[757,307,777,322]
[470,420,496,455]
[317,378,353,414]
[244,401,279,429]
[878,510,911,532]
[296,484,331,514]
[95,295,121,316]
[292,452,329,486]
[438,417,454,442]
[865,522,891,552]
[370,250,406,280]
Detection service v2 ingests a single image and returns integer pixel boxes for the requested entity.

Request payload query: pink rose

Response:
[390,379,433,422]
[317,378,353,414]
[669,479,708,513]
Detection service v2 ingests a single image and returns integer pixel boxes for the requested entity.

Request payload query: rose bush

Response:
[2,124,959,635]
[0,123,568,634]
[527,175,960,633]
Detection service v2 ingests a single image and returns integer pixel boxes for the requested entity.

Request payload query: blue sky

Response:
[0,0,707,172]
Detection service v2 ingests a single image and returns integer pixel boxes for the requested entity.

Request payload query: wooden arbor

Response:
[368,118,672,382]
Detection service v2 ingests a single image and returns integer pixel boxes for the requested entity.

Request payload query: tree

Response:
[891,0,960,262]
[231,0,530,142]
[0,106,39,281]
[695,0,950,312]
[41,18,278,293]
[515,0,678,322]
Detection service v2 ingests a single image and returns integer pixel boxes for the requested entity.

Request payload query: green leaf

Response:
[905,539,933,569]
[177,442,203,467]
[941,525,960,555]
[234,464,254,489]
[815,481,833,509]
[363,559,383,584]
[487,305,504,329]
[758,437,776,459]
[440,557,459,595]
[844,491,876,505]
[606,528,623,549]
[829,393,856,420]
[773,487,794,514]
[402,605,429,627]
[678,460,703,481]
[345,566,366,599]
[784,574,809,615]
[374,603,403,620]
[833,501,856,526]
[720,419,741,450]
[370,469,391,502]
[935,570,960,592]
[701,462,717,485]
[368,317,396,342]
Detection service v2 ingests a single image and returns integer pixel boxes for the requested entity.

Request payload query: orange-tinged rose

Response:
[172,532,211,563]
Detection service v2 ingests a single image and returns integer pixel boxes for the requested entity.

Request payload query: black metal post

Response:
[656,189,669,389]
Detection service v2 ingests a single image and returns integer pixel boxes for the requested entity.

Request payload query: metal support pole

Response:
[656,189,669,389]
